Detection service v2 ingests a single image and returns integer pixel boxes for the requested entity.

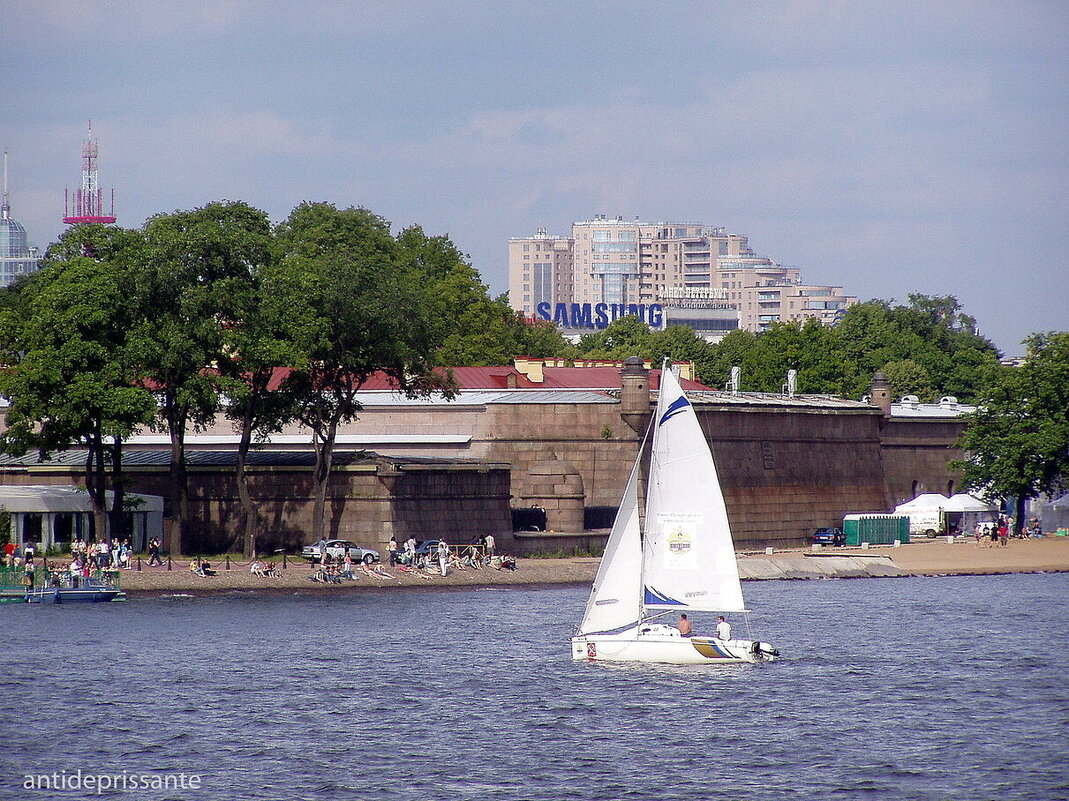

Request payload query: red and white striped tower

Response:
[63,121,116,225]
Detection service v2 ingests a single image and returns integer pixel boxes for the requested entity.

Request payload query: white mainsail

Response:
[641,364,746,613]
[576,459,642,635]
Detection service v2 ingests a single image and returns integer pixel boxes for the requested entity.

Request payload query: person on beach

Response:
[677,614,693,637]
[437,540,450,576]
[388,537,398,566]
[715,615,731,640]
[372,563,396,580]
[484,533,496,561]
[997,519,1009,547]
[404,536,416,566]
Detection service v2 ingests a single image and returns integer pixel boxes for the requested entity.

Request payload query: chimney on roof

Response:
[868,372,892,419]
[506,373,518,389]
[620,356,651,433]
[513,357,544,383]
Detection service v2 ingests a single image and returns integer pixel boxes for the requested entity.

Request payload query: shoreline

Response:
[94,537,1069,597]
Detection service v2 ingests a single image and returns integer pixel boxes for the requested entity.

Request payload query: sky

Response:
[2,0,1066,355]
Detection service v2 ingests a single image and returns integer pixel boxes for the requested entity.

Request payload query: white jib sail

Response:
[642,364,746,613]
[577,458,643,635]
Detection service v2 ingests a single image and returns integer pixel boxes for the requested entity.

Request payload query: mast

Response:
[638,358,673,624]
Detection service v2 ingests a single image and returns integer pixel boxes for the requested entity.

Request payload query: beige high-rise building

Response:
[508,214,856,334]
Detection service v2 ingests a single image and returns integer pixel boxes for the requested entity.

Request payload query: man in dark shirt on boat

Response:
[677,614,693,637]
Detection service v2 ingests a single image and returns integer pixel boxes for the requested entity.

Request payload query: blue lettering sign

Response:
[537,302,663,330]
[570,303,593,329]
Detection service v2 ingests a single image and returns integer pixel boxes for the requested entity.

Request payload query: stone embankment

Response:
[110,537,1069,596]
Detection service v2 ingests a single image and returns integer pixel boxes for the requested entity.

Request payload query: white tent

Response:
[893,493,949,513]
[943,493,997,513]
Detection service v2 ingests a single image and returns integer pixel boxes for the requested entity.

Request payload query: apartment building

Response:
[508,215,855,334]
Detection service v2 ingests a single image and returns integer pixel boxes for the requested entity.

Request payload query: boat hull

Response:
[572,628,777,665]
[24,588,123,604]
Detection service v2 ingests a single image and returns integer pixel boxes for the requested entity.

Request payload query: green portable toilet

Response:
[843,514,910,546]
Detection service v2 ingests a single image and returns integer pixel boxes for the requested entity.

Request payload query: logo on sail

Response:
[667,527,692,556]
[659,396,690,426]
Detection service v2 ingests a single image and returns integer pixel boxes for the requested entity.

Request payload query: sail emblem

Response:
[659,395,690,426]
[667,527,692,555]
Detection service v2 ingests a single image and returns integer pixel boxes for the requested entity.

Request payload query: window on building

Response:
[523,244,530,252]
[593,230,611,242]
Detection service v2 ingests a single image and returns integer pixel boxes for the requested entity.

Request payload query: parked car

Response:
[301,540,379,564]
[811,527,845,547]
[394,540,448,564]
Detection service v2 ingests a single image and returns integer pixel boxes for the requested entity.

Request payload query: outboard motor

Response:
[751,641,780,661]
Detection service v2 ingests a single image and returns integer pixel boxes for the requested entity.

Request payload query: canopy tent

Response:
[942,493,997,513]
[1039,493,1069,534]
[893,493,949,513]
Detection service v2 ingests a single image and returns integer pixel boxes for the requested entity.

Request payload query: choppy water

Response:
[1,573,1067,800]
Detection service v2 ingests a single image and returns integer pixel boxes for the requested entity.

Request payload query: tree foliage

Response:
[273,204,455,540]
[697,295,1001,400]
[0,225,156,539]
[131,201,273,551]
[954,332,1069,527]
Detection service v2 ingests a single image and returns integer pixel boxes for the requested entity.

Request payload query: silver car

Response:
[301,539,380,564]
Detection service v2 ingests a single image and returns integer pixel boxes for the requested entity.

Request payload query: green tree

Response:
[208,206,288,558]
[132,201,271,552]
[0,225,156,541]
[274,203,454,540]
[395,226,573,365]
[575,316,656,360]
[954,332,1069,529]
[881,359,935,402]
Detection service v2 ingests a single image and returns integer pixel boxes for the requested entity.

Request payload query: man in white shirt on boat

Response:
[716,616,731,640]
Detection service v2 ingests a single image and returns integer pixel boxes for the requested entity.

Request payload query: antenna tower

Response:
[63,121,116,225]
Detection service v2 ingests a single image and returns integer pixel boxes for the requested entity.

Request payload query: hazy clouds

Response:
[2,1,1066,353]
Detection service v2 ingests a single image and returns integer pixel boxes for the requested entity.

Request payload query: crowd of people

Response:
[2,538,133,590]
[973,516,1044,547]
[304,535,516,584]
[3,533,519,586]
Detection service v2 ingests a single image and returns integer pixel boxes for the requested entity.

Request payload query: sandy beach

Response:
[107,536,1069,595]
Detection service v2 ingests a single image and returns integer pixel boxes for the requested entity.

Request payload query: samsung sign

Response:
[536,302,663,330]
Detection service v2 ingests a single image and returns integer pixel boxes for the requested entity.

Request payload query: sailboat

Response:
[571,362,779,665]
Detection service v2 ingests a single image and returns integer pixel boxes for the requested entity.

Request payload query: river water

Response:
[1,573,1066,800]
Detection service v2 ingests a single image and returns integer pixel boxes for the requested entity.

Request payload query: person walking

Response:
[483,533,496,561]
